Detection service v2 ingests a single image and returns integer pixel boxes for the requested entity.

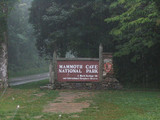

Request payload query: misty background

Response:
[8,0,48,78]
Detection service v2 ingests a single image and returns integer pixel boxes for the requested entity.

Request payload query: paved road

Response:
[9,73,49,86]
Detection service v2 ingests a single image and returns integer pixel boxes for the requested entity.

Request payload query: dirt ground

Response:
[43,91,95,114]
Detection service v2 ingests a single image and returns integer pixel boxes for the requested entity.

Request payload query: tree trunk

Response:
[0,33,8,88]
[53,51,57,84]
[99,44,103,82]
[49,60,54,84]
[0,1,8,89]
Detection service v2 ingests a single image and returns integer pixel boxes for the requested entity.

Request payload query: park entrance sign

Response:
[49,44,103,89]
[57,60,99,82]
[47,44,122,89]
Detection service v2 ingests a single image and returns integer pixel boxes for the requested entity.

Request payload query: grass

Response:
[81,90,160,120]
[0,80,58,120]
[0,81,160,120]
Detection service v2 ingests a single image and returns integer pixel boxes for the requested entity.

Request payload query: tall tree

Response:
[8,0,47,76]
[0,0,9,88]
[0,0,17,88]
[29,0,160,88]
[105,0,160,87]
[29,0,112,57]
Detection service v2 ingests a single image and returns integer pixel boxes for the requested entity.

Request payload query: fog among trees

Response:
[7,0,48,77]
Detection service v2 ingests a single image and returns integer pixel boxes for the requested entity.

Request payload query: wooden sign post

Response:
[99,44,103,82]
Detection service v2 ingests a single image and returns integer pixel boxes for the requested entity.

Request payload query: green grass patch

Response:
[0,82,160,120]
[86,90,160,120]
[0,80,58,120]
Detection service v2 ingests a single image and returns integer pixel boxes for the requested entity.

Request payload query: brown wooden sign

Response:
[57,60,99,82]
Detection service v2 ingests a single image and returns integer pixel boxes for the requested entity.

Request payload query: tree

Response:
[0,0,9,88]
[8,0,47,76]
[154,0,160,12]
[105,0,160,87]
[29,0,113,57]
[29,0,160,88]
[0,0,17,88]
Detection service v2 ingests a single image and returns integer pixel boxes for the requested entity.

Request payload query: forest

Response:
[1,0,48,81]
[8,0,48,77]
[0,0,160,88]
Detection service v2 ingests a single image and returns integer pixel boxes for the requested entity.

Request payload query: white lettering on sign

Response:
[59,69,82,73]
[59,64,83,73]
[85,65,98,69]
[59,65,83,69]
[85,65,98,73]
[57,61,99,82]
[86,69,98,73]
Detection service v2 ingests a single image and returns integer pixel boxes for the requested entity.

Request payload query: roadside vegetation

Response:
[8,66,48,78]
[0,80,160,120]
[0,80,58,120]
[7,0,48,78]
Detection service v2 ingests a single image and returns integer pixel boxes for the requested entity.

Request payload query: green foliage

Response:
[0,1,7,43]
[8,0,48,77]
[106,0,160,87]
[29,0,160,88]
[0,0,17,43]
[29,0,113,57]
[106,0,160,58]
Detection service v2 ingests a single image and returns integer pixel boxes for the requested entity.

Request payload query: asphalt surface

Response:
[9,73,49,86]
